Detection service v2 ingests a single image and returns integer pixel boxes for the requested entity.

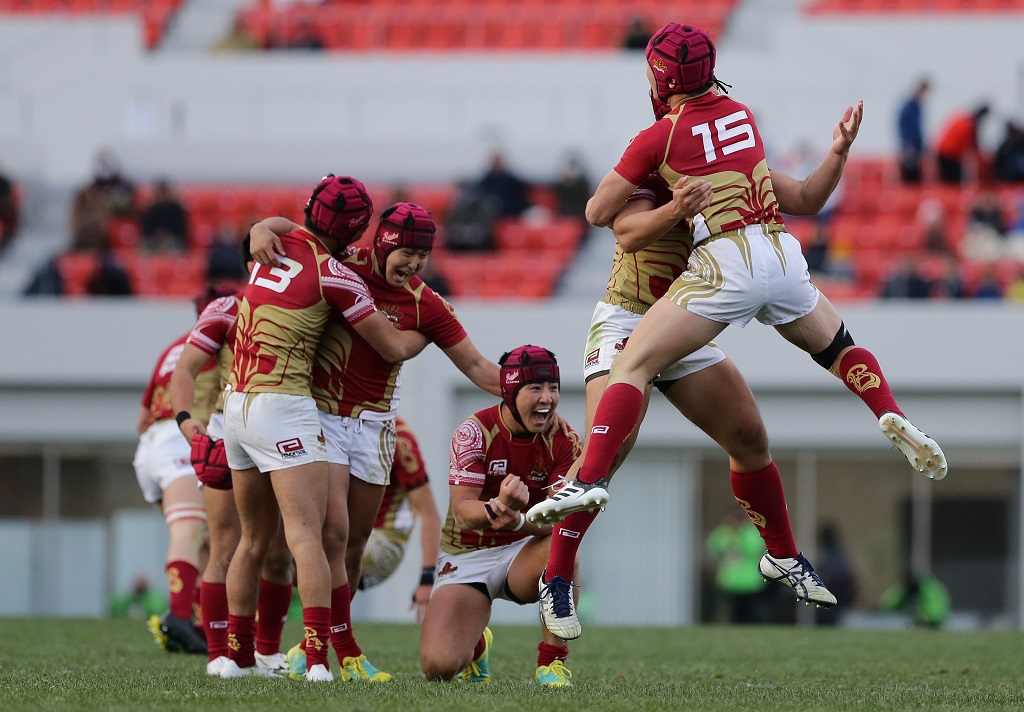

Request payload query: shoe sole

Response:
[527,489,609,525]
[879,413,948,480]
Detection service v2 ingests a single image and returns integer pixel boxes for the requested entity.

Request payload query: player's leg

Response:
[775,291,946,479]
[661,358,835,607]
[200,486,239,674]
[420,584,492,682]
[159,474,209,654]
[254,519,292,677]
[345,477,386,592]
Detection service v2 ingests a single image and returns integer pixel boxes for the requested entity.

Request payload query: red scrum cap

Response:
[193,283,237,317]
[373,202,436,274]
[646,23,717,100]
[499,345,559,425]
[305,174,373,247]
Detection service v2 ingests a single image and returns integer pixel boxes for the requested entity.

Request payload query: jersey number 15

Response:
[691,110,755,163]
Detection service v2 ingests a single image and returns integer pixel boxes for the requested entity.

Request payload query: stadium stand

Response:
[0,0,183,49]
[236,0,740,51]
[806,0,1024,14]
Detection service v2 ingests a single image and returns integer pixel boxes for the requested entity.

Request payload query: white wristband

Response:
[512,513,526,532]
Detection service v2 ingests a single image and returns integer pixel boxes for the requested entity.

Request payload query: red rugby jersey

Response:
[230,230,377,396]
[313,247,466,418]
[442,405,581,553]
[615,92,782,242]
[186,292,241,416]
[142,333,217,427]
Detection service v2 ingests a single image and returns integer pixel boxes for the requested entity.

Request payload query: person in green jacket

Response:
[706,512,775,623]
[881,572,951,628]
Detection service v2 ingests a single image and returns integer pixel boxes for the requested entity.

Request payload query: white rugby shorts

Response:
[223,391,327,473]
[319,413,397,486]
[433,537,532,601]
[583,301,726,384]
[206,412,224,440]
[133,419,196,504]
[669,225,820,326]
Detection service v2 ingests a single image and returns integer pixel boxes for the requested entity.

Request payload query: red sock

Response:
[227,614,256,668]
[329,584,362,661]
[200,581,230,661]
[545,510,598,582]
[537,642,568,668]
[472,634,486,661]
[838,347,903,419]
[730,463,798,559]
[578,383,644,484]
[166,560,199,620]
[302,607,331,669]
[255,579,292,655]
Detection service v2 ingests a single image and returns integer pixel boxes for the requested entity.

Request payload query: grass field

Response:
[2,618,1024,711]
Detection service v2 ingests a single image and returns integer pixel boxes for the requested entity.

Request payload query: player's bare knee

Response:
[810,321,855,371]
[421,653,462,681]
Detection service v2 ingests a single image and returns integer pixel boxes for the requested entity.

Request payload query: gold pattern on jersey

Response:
[603,226,693,314]
[845,364,881,393]
[232,301,328,396]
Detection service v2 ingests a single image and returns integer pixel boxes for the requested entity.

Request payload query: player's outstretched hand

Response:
[832,100,864,156]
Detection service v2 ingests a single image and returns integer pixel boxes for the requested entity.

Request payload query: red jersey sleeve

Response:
[321,257,378,325]
[449,418,486,488]
[186,296,238,355]
[418,288,467,350]
[614,121,673,186]
[393,424,429,492]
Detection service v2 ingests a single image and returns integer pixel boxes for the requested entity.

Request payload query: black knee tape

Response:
[811,322,855,369]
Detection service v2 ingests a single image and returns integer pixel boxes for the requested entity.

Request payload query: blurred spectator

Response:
[206,220,248,282]
[141,179,188,252]
[70,149,136,252]
[969,190,1007,236]
[993,120,1024,183]
[881,258,933,299]
[931,255,966,299]
[443,178,498,252]
[1004,267,1024,301]
[621,16,651,51]
[109,574,167,620]
[917,198,952,256]
[896,79,930,183]
[935,104,990,185]
[212,16,261,52]
[551,152,592,219]
[0,161,19,250]
[86,251,133,296]
[803,222,831,275]
[87,148,136,217]
[284,18,324,51]
[22,256,64,296]
[478,151,531,218]
[705,510,776,624]
[880,572,951,628]
[418,258,451,297]
[972,265,1004,300]
[814,523,857,626]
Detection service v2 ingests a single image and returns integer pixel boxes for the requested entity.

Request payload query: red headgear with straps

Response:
[373,202,436,275]
[304,174,373,247]
[645,23,717,100]
[499,345,559,427]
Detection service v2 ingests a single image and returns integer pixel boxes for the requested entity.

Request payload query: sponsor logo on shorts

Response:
[614,338,628,352]
[175,456,191,468]
[559,529,581,538]
[277,438,307,458]
[488,459,508,477]
[591,425,609,434]
[585,348,600,368]
[436,562,458,580]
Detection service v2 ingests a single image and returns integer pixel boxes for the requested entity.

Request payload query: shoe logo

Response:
[437,562,458,580]
[304,626,324,651]
[559,529,581,538]
[228,633,240,652]
[845,363,880,393]
[277,437,307,458]
[591,425,609,434]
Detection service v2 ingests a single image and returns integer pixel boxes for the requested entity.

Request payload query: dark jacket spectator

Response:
[141,179,188,252]
[0,164,19,249]
[23,257,64,296]
[86,252,133,296]
[551,154,592,219]
[443,179,498,252]
[478,152,530,218]
[994,121,1024,182]
[206,221,248,282]
[896,79,929,183]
